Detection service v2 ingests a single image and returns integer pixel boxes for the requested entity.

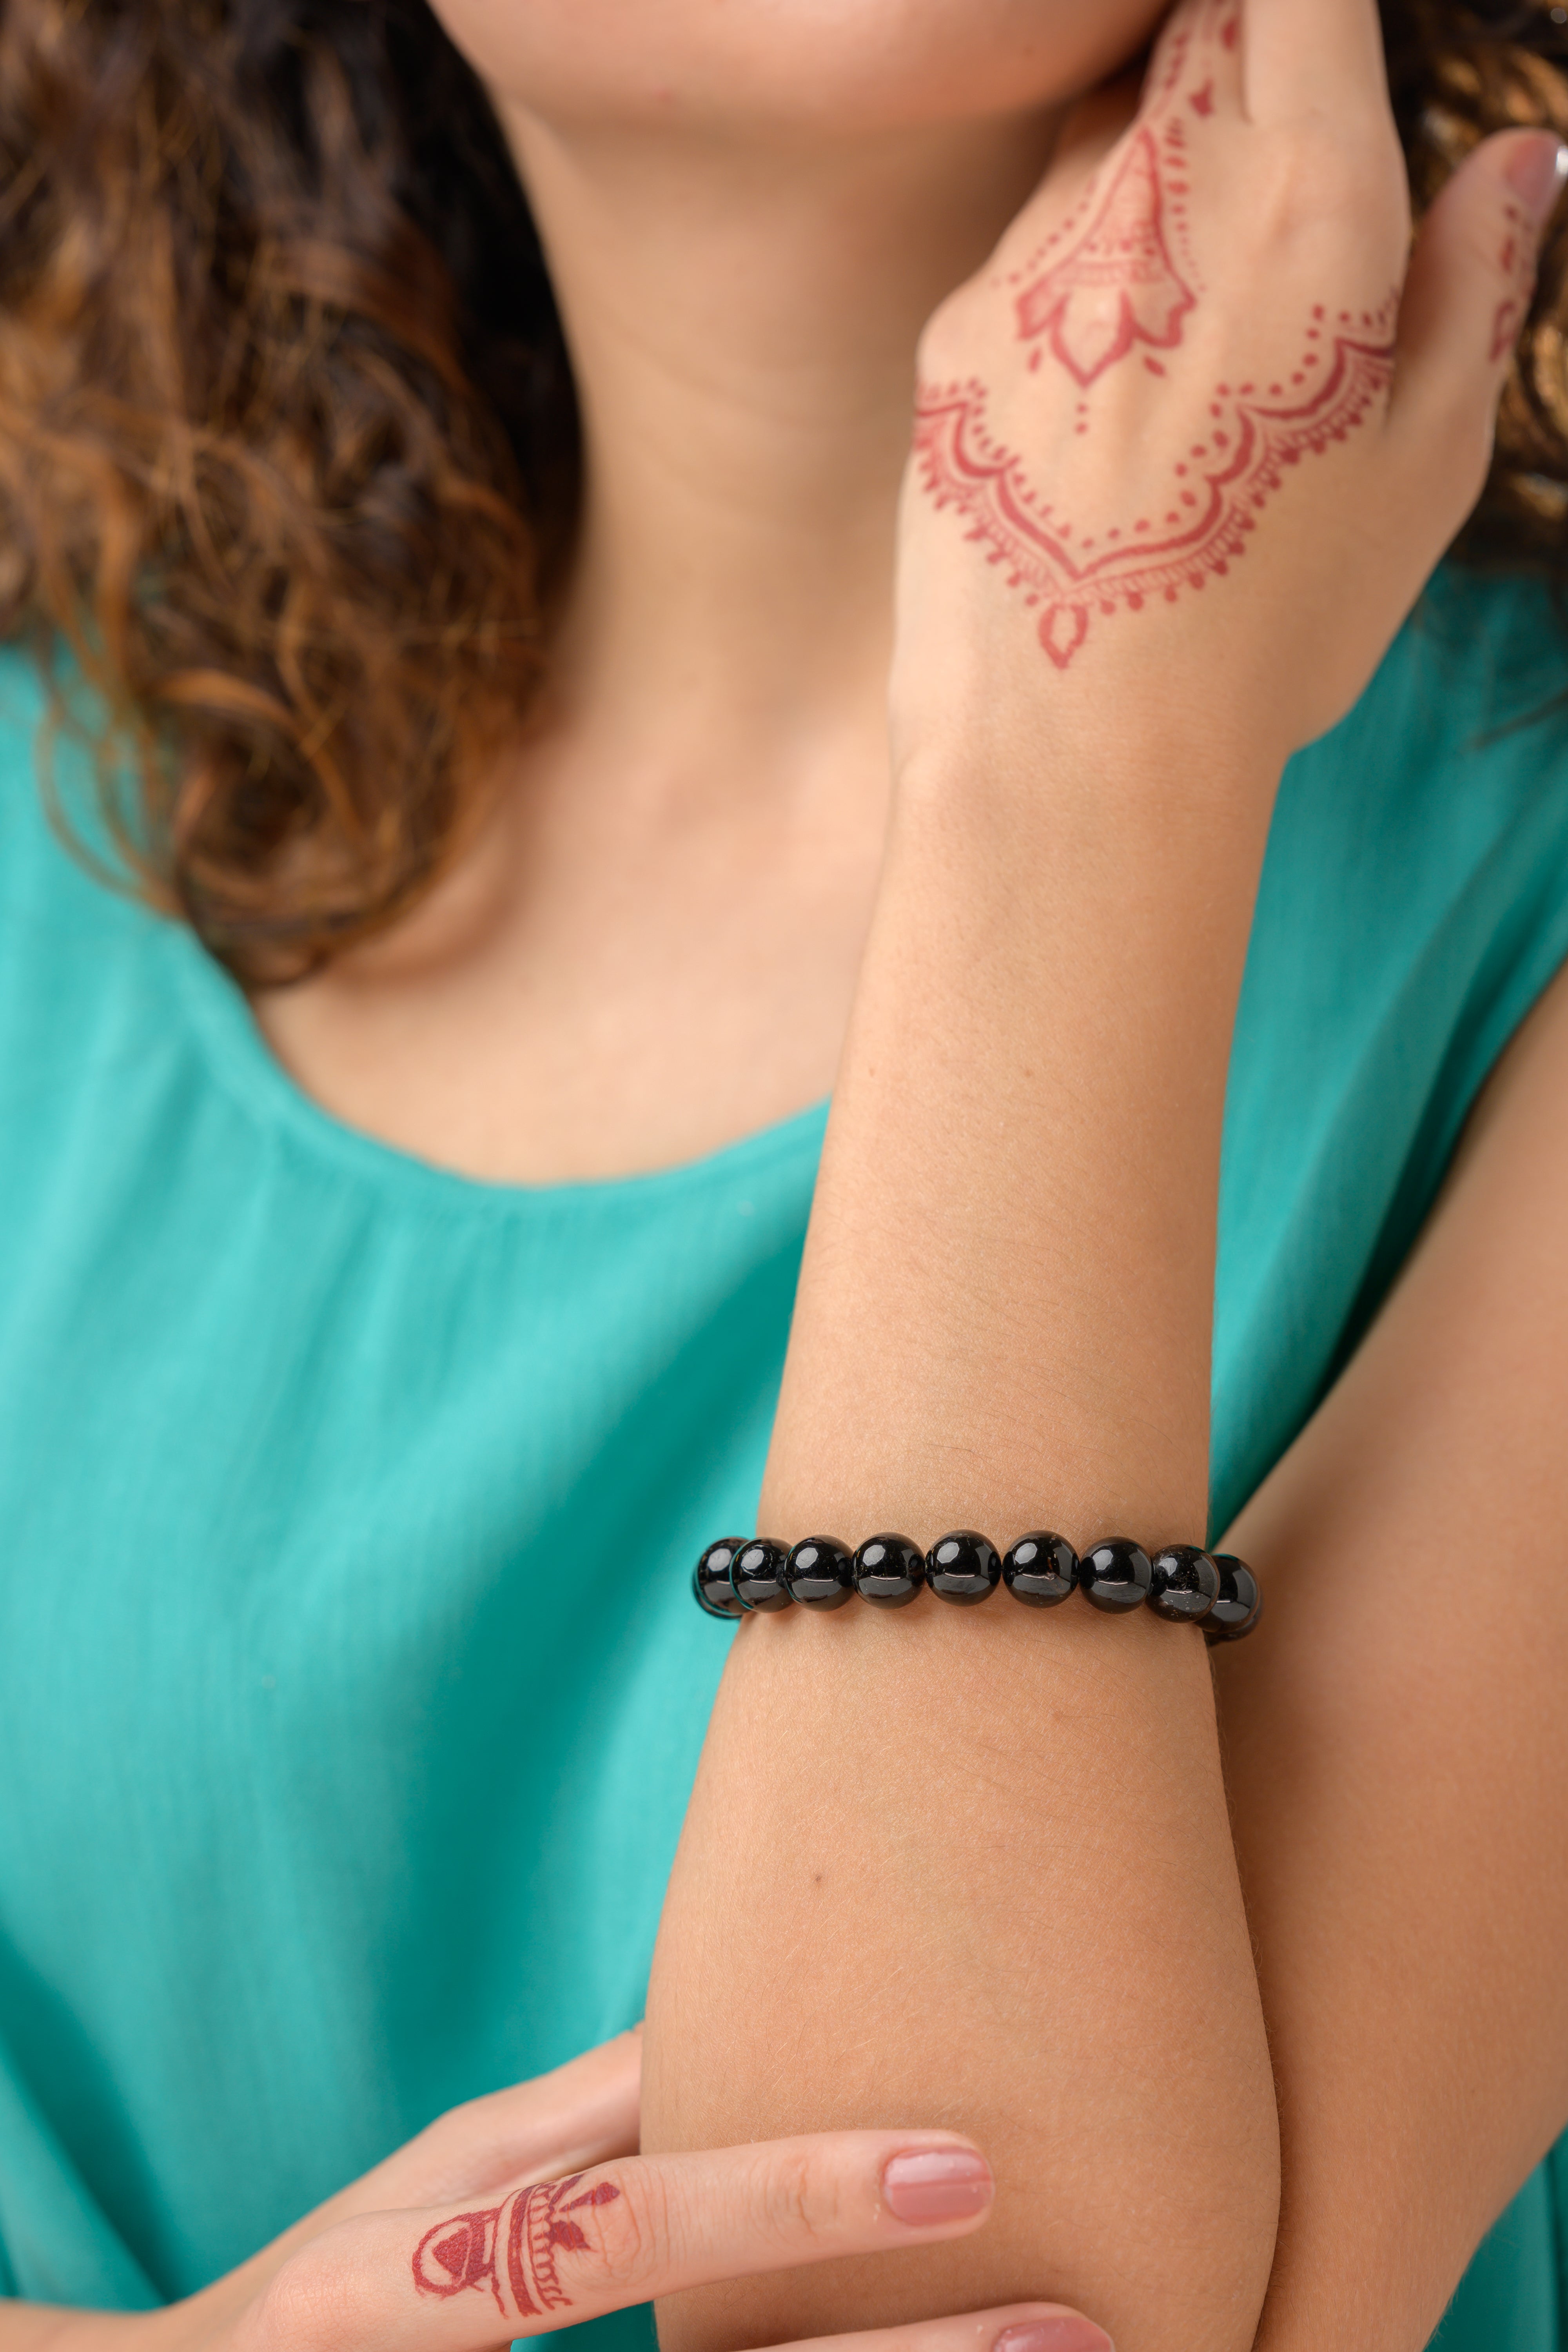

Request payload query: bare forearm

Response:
[644,715,1281,2352]
[1216,966,1568,2351]
[760,712,1274,1549]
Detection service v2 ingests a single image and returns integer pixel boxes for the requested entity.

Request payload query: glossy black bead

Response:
[730,1538,793,1612]
[1148,1544,1220,1624]
[926,1530,1001,1606]
[1079,1535,1153,1614]
[852,1534,926,1608]
[1205,1554,1263,1643]
[1002,1531,1078,1607]
[693,1539,747,1619]
[784,1535,855,1610]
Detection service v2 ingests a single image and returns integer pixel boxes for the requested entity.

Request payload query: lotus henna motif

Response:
[1015,131,1196,389]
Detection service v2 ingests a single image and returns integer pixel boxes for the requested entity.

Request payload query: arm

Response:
[1216,953,1568,2352]
[639,6,1556,2349]
[644,701,1283,2352]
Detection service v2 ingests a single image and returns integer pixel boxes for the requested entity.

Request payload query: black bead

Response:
[1205,1554,1263,1643]
[693,1539,747,1619]
[784,1535,855,1610]
[853,1534,926,1608]
[1148,1544,1220,1624]
[730,1538,793,1612]
[926,1531,1001,1606]
[1079,1535,1153,1613]
[1002,1531,1078,1607]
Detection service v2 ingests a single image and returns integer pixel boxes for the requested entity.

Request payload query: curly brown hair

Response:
[0,0,1564,982]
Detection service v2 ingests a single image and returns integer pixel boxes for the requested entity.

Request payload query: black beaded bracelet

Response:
[693,1530,1261,1642]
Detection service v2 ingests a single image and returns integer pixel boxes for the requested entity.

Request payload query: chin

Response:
[426,0,1170,136]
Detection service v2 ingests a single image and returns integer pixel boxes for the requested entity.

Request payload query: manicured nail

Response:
[994,2323,1115,2352]
[881,2146,993,2224]
[1504,134,1568,227]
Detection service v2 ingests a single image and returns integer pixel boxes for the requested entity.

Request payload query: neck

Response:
[501,107,1058,768]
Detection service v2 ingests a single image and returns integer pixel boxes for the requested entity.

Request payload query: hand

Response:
[119,2037,1111,2352]
[896,0,1566,758]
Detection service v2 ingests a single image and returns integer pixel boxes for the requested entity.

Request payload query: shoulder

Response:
[1304,563,1568,827]
[1214,565,1568,1522]
[1256,564,1568,1017]
[0,641,180,1100]
[0,639,163,935]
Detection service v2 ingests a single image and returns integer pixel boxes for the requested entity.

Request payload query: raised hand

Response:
[899,0,1565,753]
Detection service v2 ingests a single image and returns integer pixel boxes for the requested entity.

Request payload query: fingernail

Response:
[880,2146,993,2224]
[994,2323,1115,2352]
[1504,134,1568,227]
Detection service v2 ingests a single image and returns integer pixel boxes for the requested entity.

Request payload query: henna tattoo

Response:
[1014,129,1196,388]
[919,0,1398,667]
[1007,0,1235,388]
[412,2174,622,2318]
[915,307,1396,670]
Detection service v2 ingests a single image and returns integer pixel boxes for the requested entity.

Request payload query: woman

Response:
[0,1,1564,2349]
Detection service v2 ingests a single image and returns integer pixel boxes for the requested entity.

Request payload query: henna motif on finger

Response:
[915,308,1396,671]
[1015,129,1196,388]
[412,2174,622,2318]
[1008,1,1241,388]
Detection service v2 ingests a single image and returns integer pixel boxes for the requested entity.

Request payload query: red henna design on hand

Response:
[915,309,1396,671]
[915,0,1399,670]
[1014,129,1196,388]
[412,2174,622,2318]
[1008,7,1213,391]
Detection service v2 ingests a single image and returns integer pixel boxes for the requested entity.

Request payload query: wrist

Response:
[889,650,1289,830]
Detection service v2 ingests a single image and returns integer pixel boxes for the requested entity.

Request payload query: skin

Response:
[256,1,1168,1183]
[0,2039,1109,2352]
[6,2,1566,2351]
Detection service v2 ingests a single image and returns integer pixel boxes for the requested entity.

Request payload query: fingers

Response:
[1142,0,1243,119]
[1241,0,1388,123]
[443,2029,643,2189]
[762,2305,1115,2352]
[1391,129,1568,494]
[264,2133,994,2352]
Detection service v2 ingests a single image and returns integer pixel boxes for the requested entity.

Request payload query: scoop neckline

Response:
[168,921,829,1218]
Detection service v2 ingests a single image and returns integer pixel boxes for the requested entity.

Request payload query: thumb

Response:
[1390,126,1567,483]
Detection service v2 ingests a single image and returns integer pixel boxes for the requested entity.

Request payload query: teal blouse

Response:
[1,568,1565,2352]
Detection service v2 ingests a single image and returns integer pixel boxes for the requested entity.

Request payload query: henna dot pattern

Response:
[915,315,1395,672]
[1001,0,1218,376]
[1013,127,1196,387]
[924,0,1394,671]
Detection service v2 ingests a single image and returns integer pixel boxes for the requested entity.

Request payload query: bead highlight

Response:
[731,1539,793,1612]
[784,1535,855,1610]
[693,1538,747,1619]
[852,1534,926,1607]
[1002,1531,1078,1607]
[1148,1544,1220,1623]
[926,1531,1002,1605]
[1205,1553,1263,1643]
[1079,1537,1153,1613]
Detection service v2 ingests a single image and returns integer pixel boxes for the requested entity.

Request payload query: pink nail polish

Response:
[880,2147,993,2224]
[993,2323,1115,2352]
[1504,134,1568,227]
